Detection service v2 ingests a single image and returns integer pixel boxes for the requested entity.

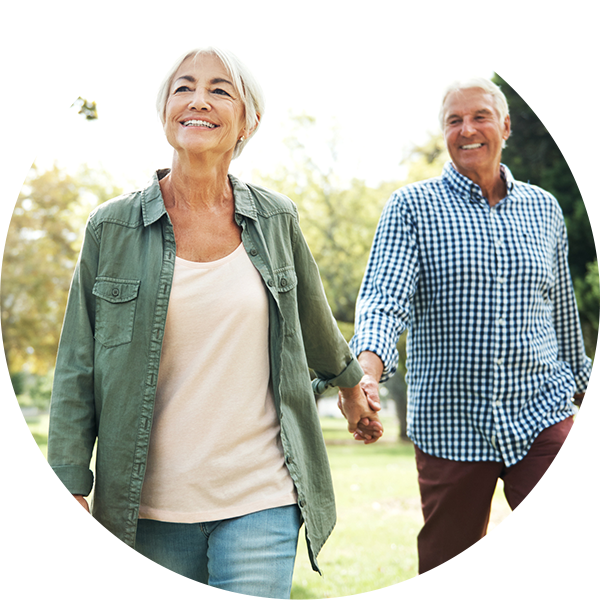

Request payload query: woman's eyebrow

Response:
[174,75,196,84]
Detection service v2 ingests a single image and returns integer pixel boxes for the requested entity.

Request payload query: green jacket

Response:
[48,170,363,572]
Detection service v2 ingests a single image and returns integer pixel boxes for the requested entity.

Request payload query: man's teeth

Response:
[183,120,216,128]
[461,143,483,149]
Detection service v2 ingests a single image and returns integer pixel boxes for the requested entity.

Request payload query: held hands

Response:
[577,402,600,479]
[52,494,94,585]
[338,374,383,444]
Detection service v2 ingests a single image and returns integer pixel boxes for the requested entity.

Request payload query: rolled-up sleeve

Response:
[290,213,364,393]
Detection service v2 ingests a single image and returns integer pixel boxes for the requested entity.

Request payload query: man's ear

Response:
[503,114,511,140]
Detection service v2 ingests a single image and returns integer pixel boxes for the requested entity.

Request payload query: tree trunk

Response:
[384,371,410,442]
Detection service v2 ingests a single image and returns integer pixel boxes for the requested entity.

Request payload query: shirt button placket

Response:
[490,205,506,429]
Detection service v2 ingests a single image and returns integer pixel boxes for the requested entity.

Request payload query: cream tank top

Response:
[139,243,297,522]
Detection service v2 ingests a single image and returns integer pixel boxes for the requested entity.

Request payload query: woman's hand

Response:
[337,381,383,444]
[52,494,94,585]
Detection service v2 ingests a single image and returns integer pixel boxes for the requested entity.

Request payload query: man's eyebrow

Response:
[446,108,494,121]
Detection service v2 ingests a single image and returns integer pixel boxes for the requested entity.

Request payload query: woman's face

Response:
[163,53,247,161]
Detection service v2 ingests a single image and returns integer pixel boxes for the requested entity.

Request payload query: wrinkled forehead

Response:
[443,88,499,118]
[173,52,229,81]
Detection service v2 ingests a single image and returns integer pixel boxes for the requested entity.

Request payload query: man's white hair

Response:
[438,76,510,130]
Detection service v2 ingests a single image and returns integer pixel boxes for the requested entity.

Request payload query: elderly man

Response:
[349,77,592,573]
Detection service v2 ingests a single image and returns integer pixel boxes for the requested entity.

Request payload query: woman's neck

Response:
[163,152,233,211]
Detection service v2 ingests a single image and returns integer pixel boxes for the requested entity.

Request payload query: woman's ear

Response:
[246,113,261,138]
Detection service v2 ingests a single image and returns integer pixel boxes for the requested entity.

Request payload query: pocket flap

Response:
[92,278,140,303]
[273,267,298,293]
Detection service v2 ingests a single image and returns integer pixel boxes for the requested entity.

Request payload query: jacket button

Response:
[299,499,306,507]
[267,279,274,287]
[285,455,293,464]
[280,277,287,286]
[112,288,120,297]
[250,248,258,256]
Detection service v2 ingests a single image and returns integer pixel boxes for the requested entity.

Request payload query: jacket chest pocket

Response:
[92,277,141,348]
[273,267,299,336]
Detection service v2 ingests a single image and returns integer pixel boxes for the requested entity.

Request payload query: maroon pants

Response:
[415,419,590,600]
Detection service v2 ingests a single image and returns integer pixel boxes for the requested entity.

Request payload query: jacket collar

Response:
[229,174,258,221]
[140,169,258,227]
[139,169,167,226]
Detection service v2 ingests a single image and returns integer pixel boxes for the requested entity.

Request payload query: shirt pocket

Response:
[512,230,555,301]
[92,277,141,348]
[273,266,299,335]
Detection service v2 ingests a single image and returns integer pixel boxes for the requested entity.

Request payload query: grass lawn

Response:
[0,418,600,600]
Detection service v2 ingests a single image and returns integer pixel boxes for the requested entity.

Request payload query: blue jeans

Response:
[134,504,301,598]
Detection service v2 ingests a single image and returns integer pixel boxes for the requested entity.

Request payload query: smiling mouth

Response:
[460,143,483,149]
[182,120,217,128]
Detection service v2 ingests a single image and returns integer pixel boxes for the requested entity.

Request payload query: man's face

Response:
[442,88,510,182]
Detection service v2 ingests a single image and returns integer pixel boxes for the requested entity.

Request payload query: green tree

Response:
[1,164,120,375]
[257,115,399,332]
[494,0,600,359]
[0,0,98,119]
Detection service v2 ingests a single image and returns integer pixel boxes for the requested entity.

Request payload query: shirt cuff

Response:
[311,356,364,395]
[51,465,94,497]
[350,334,398,383]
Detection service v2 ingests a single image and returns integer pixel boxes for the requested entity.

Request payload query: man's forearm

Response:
[357,351,385,383]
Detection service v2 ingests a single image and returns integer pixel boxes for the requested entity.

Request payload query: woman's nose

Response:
[189,89,210,111]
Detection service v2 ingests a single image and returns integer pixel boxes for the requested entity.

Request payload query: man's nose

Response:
[461,117,477,136]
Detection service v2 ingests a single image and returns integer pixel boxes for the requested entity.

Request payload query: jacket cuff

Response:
[52,465,94,497]
[312,357,364,394]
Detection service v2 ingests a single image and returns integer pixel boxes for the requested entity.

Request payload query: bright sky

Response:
[0,0,580,189]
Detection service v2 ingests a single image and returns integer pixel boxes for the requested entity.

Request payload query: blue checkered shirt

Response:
[350,162,592,466]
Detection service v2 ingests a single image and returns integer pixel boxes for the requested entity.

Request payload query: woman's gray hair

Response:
[438,76,510,130]
[156,47,264,159]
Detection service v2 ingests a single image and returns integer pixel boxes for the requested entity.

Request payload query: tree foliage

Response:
[257,115,397,329]
[494,0,600,356]
[0,0,98,119]
[1,164,120,374]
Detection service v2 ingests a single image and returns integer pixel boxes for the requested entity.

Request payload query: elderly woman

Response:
[47,47,382,598]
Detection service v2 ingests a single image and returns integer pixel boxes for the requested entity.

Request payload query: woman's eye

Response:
[212,88,231,97]
[174,85,191,93]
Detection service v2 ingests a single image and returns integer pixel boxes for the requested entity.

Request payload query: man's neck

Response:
[454,163,506,206]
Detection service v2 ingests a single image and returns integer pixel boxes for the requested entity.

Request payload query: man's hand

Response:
[52,494,94,585]
[577,402,600,479]
[338,382,383,444]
